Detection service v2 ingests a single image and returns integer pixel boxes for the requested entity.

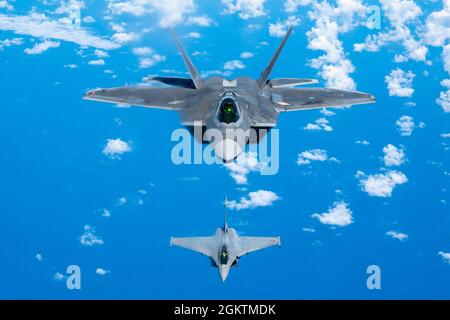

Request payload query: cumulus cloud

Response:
[385,68,415,97]
[186,15,215,27]
[23,39,60,55]
[139,55,166,68]
[35,253,43,261]
[185,31,201,39]
[88,59,105,66]
[297,149,338,165]
[436,89,450,113]
[54,272,66,281]
[80,225,104,247]
[103,139,132,159]
[312,201,353,227]
[0,37,22,50]
[268,16,300,38]
[441,133,450,138]
[304,0,367,90]
[357,170,408,198]
[240,51,254,59]
[108,0,194,27]
[0,12,119,50]
[96,268,110,276]
[386,230,409,241]
[225,190,280,210]
[303,118,333,132]
[383,144,405,167]
[223,59,246,70]
[354,0,428,63]
[356,140,370,145]
[224,152,267,185]
[222,0,266,20]
[438,251,450,264]
[396,115,424,136]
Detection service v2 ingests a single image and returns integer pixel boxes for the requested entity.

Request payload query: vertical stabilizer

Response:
[257,27,293,89]
[170,29,204,89]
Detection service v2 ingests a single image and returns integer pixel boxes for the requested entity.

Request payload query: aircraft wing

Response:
[170,237,216,257]
[271,87,376,111]
[84,86,196,110]
[237,236,281,256]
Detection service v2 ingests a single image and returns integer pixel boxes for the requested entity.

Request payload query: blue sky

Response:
[1,0,450,299]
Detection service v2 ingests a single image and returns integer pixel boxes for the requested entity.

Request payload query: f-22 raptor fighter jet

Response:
[170,204,281,282]
[84,27,375,161]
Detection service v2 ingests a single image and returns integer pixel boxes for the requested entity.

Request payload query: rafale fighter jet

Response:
[170,205,281,282]
[84,27,375,161]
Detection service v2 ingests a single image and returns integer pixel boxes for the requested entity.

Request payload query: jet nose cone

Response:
[214,139,243,163]
[219,266,230,282]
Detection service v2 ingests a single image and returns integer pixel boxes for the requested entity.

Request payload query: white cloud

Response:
[186,15,215,27]
[441,133,450,138]
[358,170,408,198]
[303,117,333,132]
[0,12,120,50]
[240,51,254,59]
[101,208,112,218]
[356,140,370,145]
[436,89,450,113]
[108,0,194,27]
[0,37,22,50]
[54,272,66,281]
[312,201,353,227]
[302,227,316,233]
[383,144,405,167]
[96,268,110,276]
[320,108,335,117]
[386,230,409,241]
[80,225,104,247]
[396,115,424,136]
[111,32,136,44]
[225,190,280,210]
[186,31,201,39]
[139,54,166,68]
[35,253,43,261]
[297,149,338,165]
[88,59,105,66]
[224,152,266,185]
[94,49,109,58]
[0,1,13,11]
[385,68,415,97]
[64,64,78,69]
[83,16,95,23]
[24,40,60,55]
[354,0,428,63]
[222,0,266,20]
[305,0,367,90]
[268,16,300,38]
[223,59,245,70]
[133,46,153,56]
[438,251,450,264]
[284,0,312,13]
[103,139,131,158]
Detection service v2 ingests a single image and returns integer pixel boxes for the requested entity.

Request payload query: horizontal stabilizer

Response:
[269,78,318,88]
[144,76,196,89]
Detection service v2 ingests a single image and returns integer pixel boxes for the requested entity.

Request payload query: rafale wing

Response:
[170,237,216,257]
[237,237,281,257]
[84,86,196,110]
[271,87,376,111]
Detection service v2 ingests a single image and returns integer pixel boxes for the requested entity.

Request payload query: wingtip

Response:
[169,237,174,247]
[278,236,282,248]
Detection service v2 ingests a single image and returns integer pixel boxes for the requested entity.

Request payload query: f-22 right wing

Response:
[271,87,376,112]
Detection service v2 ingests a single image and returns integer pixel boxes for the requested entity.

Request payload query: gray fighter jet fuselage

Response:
[84,27,376,161]
[170,215,281,282]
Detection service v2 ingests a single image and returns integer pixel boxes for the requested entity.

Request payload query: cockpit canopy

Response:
[218,98,239,124]
[218,245,229,265]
